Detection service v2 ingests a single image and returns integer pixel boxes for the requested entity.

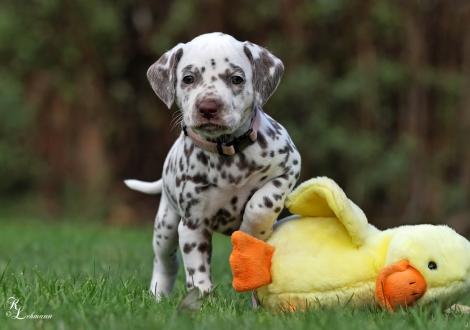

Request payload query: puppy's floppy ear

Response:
[147,43,184,109]
[243,42,284,106]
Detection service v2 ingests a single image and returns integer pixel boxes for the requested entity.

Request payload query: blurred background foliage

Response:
[0,0,469,235]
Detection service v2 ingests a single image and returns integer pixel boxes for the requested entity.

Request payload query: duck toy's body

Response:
[230,177,470,311]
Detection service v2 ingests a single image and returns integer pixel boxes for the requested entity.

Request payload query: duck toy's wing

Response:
[285,176,370,247]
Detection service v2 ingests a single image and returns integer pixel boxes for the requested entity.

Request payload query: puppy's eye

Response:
[428,261,438,270]
[182,75,194,84]
[231,75,244,85]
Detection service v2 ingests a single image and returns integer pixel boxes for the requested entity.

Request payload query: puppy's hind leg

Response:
[150,193,180,300]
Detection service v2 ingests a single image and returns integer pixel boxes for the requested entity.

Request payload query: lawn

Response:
[0,217,469,330]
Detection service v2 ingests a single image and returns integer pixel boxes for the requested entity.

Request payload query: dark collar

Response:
[182,108,262,156]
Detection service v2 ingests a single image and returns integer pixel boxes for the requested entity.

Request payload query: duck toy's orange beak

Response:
[375,260,427,311]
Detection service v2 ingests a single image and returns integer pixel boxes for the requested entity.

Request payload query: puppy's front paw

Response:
[186,278,213,295]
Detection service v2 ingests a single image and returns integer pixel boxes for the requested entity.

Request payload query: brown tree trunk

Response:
[458,7,470,236]
[460,10,470,201]
[401,5,430,224]
[356,1,378,131]
[74,74,111,212]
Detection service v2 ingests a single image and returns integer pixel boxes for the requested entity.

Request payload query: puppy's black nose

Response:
[197,99,220,119]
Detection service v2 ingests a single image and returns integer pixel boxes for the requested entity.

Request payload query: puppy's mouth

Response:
[192,123,231,133]
[191,123,234,141]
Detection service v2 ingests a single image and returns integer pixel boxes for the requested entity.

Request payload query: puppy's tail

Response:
[124,179,163,195]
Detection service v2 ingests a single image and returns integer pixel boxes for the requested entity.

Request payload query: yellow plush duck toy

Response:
[230,177,470,311]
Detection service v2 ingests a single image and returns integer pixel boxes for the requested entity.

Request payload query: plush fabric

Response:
[230,231,274,292]
[230,177,470,311]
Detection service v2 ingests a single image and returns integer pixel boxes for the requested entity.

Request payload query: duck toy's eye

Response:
[428,261,438,270]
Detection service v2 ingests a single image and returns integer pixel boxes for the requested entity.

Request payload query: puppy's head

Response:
[147,32,284,139]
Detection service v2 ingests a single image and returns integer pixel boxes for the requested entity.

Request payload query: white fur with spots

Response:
[126,33,301,299]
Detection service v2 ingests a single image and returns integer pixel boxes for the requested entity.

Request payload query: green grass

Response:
[0,218,469,330]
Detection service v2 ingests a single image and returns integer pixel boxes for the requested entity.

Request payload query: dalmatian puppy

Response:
[125,32,301,299]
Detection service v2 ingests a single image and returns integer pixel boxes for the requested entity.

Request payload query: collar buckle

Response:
[216,141,225,156]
